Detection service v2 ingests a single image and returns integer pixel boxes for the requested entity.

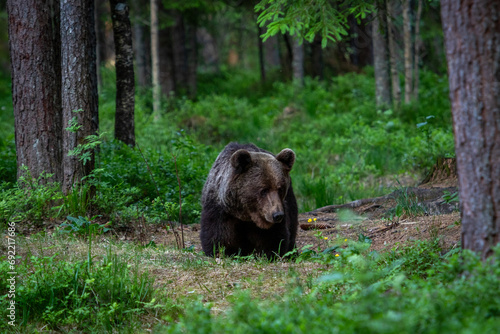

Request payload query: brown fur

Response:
[200,143,298,258]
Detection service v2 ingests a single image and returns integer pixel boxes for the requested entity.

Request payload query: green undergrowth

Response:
[1,230,498,333]
[0,67,453,223]
[162,244,500,334]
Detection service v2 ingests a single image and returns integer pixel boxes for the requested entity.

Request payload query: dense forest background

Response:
[0,0,453,219]
[1,1,500,332]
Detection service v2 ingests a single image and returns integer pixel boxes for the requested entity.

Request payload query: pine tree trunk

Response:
[150,0,161,115]
[7,0,63,183]
[441,0,500,259]
[413,0,423,101]
[110,0,135,147]
[60,0,98,193]
[402,0,413,104]
[386,0,401,107]
[372,6,391,107]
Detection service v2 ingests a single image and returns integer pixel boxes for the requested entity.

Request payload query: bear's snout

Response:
[272,211,284,223]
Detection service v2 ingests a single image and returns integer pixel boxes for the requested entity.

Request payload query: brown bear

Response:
[200,142,298,258]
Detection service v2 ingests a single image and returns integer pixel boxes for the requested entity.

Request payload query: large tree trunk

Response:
[150,0,161,115]
[110,0,135,147]
[372,6,391,107]
[402,0,413,104]
[60,0,98,193]
[441,0,500,259]
[386,0,401,107]
[7,0,63,184]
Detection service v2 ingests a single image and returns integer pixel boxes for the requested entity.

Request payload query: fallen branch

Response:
[309,194,390,213]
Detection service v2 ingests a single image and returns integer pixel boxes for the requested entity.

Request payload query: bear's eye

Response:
[260,189,268,197]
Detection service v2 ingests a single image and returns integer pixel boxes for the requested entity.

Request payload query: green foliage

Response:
[256,0,374,47]
[59,215,110,237]
[386,185,427,220]
[163,245,500,334]
[442,190,459,204]
[0,249,159,331]
[0,168,63,224]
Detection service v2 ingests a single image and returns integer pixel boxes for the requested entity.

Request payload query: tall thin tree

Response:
[151,0,161,116]
[372,4,391,107]
[110,0,135,147]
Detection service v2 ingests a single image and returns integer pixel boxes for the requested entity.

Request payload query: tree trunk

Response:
[372,6,391,107]
[131,0,150,88]
[386,0,401,107]
[150,0,161,115]
[60,0,98,193]
[281,34,293,80]
[185,22,197,99]
[197,27,219,72]
[310,35,324,80]
[441,0,500,259]
[95,1,114,68]
[7,0,63,183]
[264,34,280,70]
[110,0,135,147]
[413,0,423,101]
[258,24,266,83]
[402,0,413,104]
[291,37,304,85]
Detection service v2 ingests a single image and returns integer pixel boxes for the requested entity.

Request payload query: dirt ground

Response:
[121,174,461,255]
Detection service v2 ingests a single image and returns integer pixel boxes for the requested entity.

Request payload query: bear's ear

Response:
[276,148,295,171]
[231,149,253,174]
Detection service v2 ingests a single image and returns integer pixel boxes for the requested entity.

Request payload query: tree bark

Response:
[150,0,161,115]
[7,0,63,183]
[60,0,98,193]
[258,24,266,83]
[386,0,401,107]
[131,0,150,88]
[441,0,500,259]
[372,6,391,107]
[413,0,423,101]
[291,37,304,85]
[402,0,413,104]
[110,0,135,147]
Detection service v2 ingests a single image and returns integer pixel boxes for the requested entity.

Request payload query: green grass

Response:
[2,229,498,333]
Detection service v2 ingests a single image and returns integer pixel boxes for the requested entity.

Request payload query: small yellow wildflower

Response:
[335,254,340,257]
[308,218,312,223]
[314,218,317,221]
[323,237,328,240]
[344,239,348,242]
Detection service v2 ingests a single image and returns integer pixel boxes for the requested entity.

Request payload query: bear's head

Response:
[227,148,295,229]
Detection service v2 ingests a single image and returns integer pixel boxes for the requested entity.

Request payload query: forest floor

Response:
[117,168,461,256]
[12,166,462,330]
